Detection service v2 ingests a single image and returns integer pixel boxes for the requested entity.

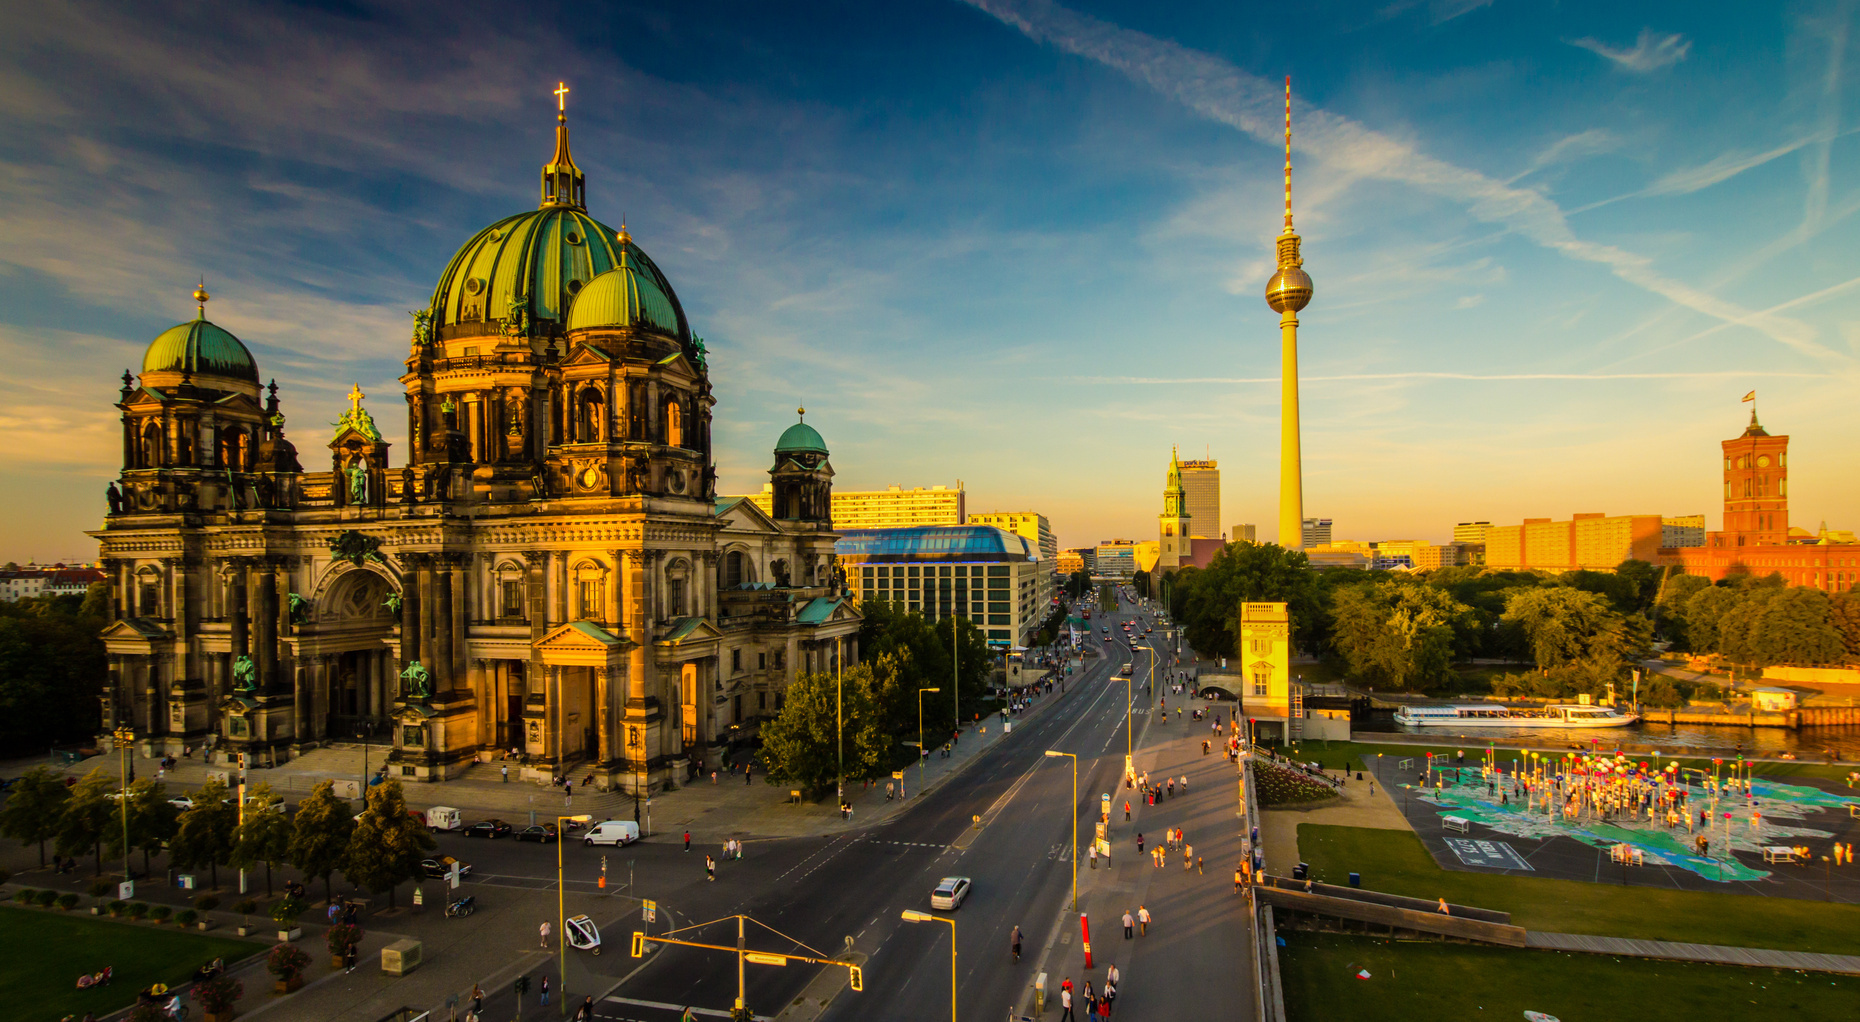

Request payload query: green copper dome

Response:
[142,312,259,384]
[564,233,683,336]
[430,209,688,340]
[775,417,828,456]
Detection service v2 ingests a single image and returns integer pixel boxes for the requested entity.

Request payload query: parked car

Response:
[464,819,513,839]
[421,856,472,879]
[168,795,196,811]
[930,876,972,911]
[517,824,559,844]
[583,821,640,847]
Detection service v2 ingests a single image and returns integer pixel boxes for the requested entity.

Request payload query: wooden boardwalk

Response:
[1526,931,1860,975]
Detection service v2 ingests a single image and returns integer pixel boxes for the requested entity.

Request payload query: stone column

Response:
[435,560,454,693]
[624,551,650,703]
[597,663,616,767]
[398,556,421,674]
[419,558,437,680]
[229,562,249,662]
[253,564,276,692]
[449,556,469,687]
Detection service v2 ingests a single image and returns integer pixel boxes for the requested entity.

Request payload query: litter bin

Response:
[1292,862,1308,881]
[1348,872,1360,888]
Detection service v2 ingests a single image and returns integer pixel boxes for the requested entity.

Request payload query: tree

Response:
[858,601,991,737]
[1501,587,1648,678]
[1329,581,1471,690]
[1655,573,1713,646]
[169,777,236,889]
[1063,570,1093,601]
[1828,592,1860,660]
[0,593,107,754]
[0,766,69,866]
[1132,570,1151,600]
[1168,543,1323,659]
[114,778,180,877]
[229,783,293,897]
[1714,587,1846,669]
[758,664,893,795]
[56,768,116,875]
[344,781,433,909]
[290,780,356,905]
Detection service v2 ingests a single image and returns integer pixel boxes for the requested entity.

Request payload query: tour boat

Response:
[1392,703,1638,729]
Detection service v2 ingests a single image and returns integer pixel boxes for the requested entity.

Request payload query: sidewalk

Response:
[15,681,1068,844]
[1026,707,1258,1019]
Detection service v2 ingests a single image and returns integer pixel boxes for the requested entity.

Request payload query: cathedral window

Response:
[577,387,605,442]
[579,580,601,621]
[665,399,684,448]
[731,648,742,673]
[502,580,524,619]
[668,578,686,617]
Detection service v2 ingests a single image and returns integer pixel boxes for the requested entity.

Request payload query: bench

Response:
[1762,846,1797,864]
[1442,816,1470,834]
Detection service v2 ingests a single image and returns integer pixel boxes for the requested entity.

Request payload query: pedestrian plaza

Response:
[1370,751,1860,900]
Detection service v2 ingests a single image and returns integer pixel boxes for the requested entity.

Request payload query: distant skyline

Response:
[2,1,1856,559]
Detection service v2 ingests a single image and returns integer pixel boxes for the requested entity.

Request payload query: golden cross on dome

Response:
[348,384,365,415]
[554,81,570,113]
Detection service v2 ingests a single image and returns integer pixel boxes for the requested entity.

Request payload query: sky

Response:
[2,0,1858,560]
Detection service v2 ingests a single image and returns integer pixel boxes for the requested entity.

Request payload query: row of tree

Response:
[1160,542,1860,695]
[0,589,108,755]
[0,768,433,905]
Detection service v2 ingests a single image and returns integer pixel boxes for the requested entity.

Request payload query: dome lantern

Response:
[541,81,585,211]
[140,284,260,391]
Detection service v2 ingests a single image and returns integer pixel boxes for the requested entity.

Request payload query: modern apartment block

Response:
[1301,518,1332,547]
[1452,521,1491,544]
[838,525,1051,646]
[968,511,1059,567]
[1178,459,1220,538]
[743,482,965,530]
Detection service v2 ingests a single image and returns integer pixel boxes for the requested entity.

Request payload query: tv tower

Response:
[1264,76,1314,551]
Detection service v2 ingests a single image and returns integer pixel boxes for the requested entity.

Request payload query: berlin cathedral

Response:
[91,89,861,791]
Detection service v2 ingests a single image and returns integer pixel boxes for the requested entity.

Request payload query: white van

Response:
[583,820,640,846]
[425,806,464,832]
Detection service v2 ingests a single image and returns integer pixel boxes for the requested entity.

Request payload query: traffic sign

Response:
[745,952,788,966]
[643,899,657,923]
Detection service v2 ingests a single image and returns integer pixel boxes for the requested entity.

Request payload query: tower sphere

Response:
[1265,263,1313,313]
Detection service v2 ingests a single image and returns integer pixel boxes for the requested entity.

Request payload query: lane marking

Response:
[605,995,772,1020]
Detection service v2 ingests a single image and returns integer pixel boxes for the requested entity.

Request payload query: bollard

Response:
[1348,872,1360,888]
[1080,913,1094,970]
[1035,972,1047,1014]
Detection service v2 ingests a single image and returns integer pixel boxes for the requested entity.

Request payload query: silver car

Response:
[930,876,971,911]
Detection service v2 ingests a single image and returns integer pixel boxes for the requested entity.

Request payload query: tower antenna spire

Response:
[1283,75,1294,232]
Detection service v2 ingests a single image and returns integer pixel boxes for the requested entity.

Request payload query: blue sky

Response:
[2,0,1857,559]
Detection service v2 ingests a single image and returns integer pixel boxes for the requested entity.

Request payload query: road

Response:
[436,590,1184,1022]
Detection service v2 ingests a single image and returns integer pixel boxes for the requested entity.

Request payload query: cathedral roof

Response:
[775,408,828,456]
[141,286,259,385]
[564,228,685,336]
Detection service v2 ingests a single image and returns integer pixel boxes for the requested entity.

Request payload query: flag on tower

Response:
[1741,391,1755,402]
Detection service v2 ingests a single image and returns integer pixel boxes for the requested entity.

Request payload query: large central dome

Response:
[429,210,688,341]
[427,100,689,343]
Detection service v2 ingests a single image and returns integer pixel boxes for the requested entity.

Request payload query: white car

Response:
[168,796,195,810]
[930,876,972,911]
[583,820,640,846]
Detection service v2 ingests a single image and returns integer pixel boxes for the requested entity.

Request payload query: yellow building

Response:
[1178,459,1220,538]
[741,482,964,530]
[1486,512,1667,572]
[1057,549,1085,575]
[968,511,1058,567]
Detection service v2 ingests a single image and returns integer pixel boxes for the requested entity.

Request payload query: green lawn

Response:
[1280,932,1860,1022]
[0,905,259,1020]
[1298,824,1860,955]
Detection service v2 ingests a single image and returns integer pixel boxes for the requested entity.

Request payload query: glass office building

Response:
[837,525,1050,646]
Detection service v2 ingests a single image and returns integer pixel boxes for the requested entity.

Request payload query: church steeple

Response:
[1159,446,1192,570]
[540,81,586,210]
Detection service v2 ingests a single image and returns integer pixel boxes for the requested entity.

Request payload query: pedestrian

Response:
[1060,985,1074,1022]
[711,770,718,784]
[1184,844,1194,870]
[1137,905,1149,935]
[501,764,509,783]
[1436,898,1450,915]
[1121,909,1134,939]
[540,975,550,1007]
[1136,832,1144,854]
[745,763,752,785]
[471,983,483,1014]
[1084,982,1098,1022]
[540,921,551,948]
[565,780,573,799]
[706,855,716,881]
[1197,855,1204,875]
[576,995,594,1020]
[1089,844,1098,870]
[684,831,691,851]
[1166,777,1173,797]
[1180,774,1188,793]
[1123,800,1131,822]
[1012,924,1023,962]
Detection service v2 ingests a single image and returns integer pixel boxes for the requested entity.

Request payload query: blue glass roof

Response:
[835,526,1035,561]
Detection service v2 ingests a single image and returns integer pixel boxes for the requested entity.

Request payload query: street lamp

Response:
[112,727,134,885]
[627,726,643,824]
[556,812,593,1016]
[1044,750,1078,909]
[918,688,941,795]
[357,720,375,796]
[901,909,956,1022]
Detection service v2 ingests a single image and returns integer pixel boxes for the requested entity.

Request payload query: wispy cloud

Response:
[1377,0,1495,25]
[1062,371,1825,385]
[1570,28,1693,73]
[961,0,1848,369]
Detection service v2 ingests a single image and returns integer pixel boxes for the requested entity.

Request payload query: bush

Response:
[270,895,307,925]
[13,889,35,904]
[55,893,79,910]
[194,975,243,1013]
[128,902,149,919]
[176,909,198,925]
[194,894,220,912]
[88,879,115,898]
[327,921,365,956]
[149,905,172,922]
[233,898,258,916]
[107,899,127,916]
[266,942,311,980]
[33,889,57,907]
[1255,761,1341,807]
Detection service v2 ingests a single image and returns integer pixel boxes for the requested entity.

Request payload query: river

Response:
[1355,715,1860,758]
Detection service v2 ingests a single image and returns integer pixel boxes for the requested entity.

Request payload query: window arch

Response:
[723,550,753,590]
[577,386,606,443]
[665,398,684,448]
[572,558,610,622]
[139,421,163,469]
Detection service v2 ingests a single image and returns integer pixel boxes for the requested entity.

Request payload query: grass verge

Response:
[1280,932,1860,1022]
[0,905,258,1020]
[1298,824,1860,955]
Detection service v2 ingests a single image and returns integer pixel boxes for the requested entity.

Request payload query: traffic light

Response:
[849,965,863,992]
[631,931,646,958]
[514,975,531,996]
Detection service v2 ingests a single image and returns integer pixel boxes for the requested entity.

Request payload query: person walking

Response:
[1184,844,1194,870]
[1180,774,1188,793]
[1235,865,1244,893]
[1060,984,1075,1022]
[1136,832,1144,854]
[684,831,691,852]
[471,983,483,1014]
[539,921,551,949]
[1137,905,1150,935]
[575,995,594,1020]
[1197,855,1204,875]
[501,764,508,783]
[539,975,550,1007]
[706,854,716,882]
[1123,800,1131,822]
[1121,909,1134,939]
[1012,925,1023,962]
[1089,844,1098,870]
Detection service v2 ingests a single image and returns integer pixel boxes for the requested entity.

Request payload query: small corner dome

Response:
[564,249,685,337]
[775,418,828,456]
[142,308,259,385]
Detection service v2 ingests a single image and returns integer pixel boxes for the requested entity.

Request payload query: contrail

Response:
[960,0,1849,367]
